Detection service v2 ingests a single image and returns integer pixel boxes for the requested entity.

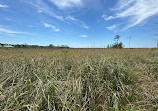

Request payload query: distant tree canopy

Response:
[0,43,5,47]
[107,42,123,49]
[48,44,54,48]
[0,43,70,49]
[107,35,124,49]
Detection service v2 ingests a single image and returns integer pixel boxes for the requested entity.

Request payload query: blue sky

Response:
[0,0,158,48]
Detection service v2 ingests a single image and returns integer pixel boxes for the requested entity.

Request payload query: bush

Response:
[107,42,124,49]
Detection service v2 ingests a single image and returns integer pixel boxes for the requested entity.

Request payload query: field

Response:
[0,49,158,111]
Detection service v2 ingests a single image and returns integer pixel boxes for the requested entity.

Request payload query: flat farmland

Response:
[0,49,158,111]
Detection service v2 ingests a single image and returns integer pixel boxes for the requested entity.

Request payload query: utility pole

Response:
[93,42,95,48]
[128,36,132,49]
[154,33,158,48]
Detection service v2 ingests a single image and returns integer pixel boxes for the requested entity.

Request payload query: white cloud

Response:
[33,4,64,21]
[20,0,88,29]
[102,15,114,21]
[0,28,26,34]
[106,25,117,30]
[20,0,64,21]
[37,9,43,13]
[104,0,158,29]
[81,35,87,37]
[113,0,134,11]
[66,16,89,29]
[43,22,61,32]
[49,0,83,9]
[0,4,8,8]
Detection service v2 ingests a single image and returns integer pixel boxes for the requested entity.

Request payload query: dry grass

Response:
[0,49,158,111]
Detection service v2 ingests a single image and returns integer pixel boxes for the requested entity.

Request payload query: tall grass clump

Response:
[0,49,158,111]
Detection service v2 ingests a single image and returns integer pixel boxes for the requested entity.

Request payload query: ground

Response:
[0,49,158,111]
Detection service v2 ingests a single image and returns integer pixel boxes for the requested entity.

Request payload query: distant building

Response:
[0,44,14,48]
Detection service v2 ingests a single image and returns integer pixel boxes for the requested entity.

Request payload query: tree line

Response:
[0,35,124,49]
[0,43,69,49]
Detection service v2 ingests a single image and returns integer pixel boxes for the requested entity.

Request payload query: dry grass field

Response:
[0,49,158,111]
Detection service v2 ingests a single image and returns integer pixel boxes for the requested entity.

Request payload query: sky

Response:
[0,0,158,48]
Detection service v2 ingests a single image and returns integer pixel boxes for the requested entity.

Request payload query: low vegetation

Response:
[0,49,158,111]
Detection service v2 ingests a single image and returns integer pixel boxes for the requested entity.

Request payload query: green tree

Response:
[118,42,123,49]
[114,35,120,45]
[0,43,5,47]
[48,44,54,48]
[107,35,123,49]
